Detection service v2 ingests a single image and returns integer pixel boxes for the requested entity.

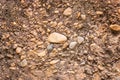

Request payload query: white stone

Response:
[48,32,67,43]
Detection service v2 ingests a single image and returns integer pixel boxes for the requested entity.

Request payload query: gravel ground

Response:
[0,0,120,80]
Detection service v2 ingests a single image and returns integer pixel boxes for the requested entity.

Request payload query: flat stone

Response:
[110,24,120,31]
[48,32,67,43]
[63,7,72,16]
[69,42,77,49]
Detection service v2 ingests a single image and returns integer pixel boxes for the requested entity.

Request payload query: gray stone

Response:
[47,44,54,52]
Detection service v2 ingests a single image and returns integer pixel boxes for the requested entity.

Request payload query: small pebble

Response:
[77,36,84,44]
[77,12,81,18]
[63,7,72,16]
[98,65,104,70]
[88,56,94,61]
[96,11,103,15]
[48,32,67,43]
[47,44,54,52]
[36,50,46,57]
[110,24,120,31]
[20,59,27,67]
[50,21,57,27]
[16,47,22,53]
[54,10,59,13]
[69,42,77,49]
[81,14,86,20]
[2,33,10,39]
[74,23,83,29]
[62,42,69,49]
[13,44,18,49]
[31,30,37,36]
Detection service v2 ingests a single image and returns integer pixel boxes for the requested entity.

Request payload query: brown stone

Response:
[110,24,120,31]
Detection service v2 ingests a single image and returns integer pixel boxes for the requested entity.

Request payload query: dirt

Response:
[0,0,120,80]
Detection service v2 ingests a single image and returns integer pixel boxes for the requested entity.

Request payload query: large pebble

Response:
[63,7,72,16]
[48,32,67,43]
[96,11,103,15]
[110,24,120,31]
[69,42,77,49]
[77,36,84,44]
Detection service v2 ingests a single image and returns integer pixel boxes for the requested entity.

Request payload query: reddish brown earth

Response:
[0,0,120,80]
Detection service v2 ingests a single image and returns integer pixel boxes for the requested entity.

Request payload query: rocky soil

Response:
[0,0,120,80]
